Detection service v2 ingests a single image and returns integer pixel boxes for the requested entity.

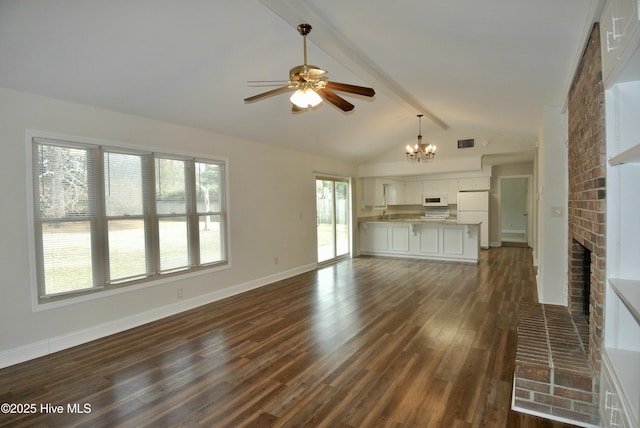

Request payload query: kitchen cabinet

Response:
[363,175,491,207]
[418,226,440,253]
[359,223,409,254]
[404,181,424,205]
[363,178,387,206]
[601,356,633,428]
[359,221,479,262]
[391,225,410,251]
[600,0,640,88]
[361,222,390,250]
[600,36,640,426]
[385,181,405,205]
[363,178,405,206]
[457,177,490,191]
[447,180,460,202]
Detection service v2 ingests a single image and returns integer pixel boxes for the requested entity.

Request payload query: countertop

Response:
[359,217,480,226]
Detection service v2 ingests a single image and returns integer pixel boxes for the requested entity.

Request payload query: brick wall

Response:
[567,23,606,372]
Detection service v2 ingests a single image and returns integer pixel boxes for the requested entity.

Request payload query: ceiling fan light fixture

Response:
[290,88,322,108]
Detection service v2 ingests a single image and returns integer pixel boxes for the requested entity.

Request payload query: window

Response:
[315,176,351,263]
[31,137,227,302]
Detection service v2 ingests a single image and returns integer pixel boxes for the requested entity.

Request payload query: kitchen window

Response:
[31,136,227,303]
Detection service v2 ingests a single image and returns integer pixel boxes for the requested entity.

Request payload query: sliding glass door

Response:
[316,176,350,263]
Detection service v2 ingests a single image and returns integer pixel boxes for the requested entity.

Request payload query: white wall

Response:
[0,87,358,367]
[536,106,568,305]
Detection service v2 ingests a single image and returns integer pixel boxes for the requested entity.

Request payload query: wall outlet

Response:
[177,288,183,299]
[274,257,279,265]
[551,206,564,217]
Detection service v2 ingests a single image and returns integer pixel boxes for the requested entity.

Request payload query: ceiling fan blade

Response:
[292,104,307,113]
[244,85,293,103]
[325,81,375,97]
[316,88,354,112]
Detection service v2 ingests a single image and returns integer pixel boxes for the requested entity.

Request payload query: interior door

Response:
[500,176,529,244]
[316,176,350,263]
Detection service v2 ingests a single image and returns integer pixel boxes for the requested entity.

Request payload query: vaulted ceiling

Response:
[0,0,599,165]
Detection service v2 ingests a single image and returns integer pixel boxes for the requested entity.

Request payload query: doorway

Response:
[500,176,531,246]
[316,176,351,263]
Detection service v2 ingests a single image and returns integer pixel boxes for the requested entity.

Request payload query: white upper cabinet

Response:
[362,177,387,207]
[385,181,405,205]
[457,177,490,191]
[422,179,447,195]
[363,178,406,206]
[362,172,491,207]
[404,181,424,205]
[600,0,640,87]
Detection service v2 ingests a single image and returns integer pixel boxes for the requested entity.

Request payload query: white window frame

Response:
[25,130,230,309]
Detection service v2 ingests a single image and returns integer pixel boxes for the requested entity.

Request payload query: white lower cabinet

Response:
[359,221,479,263]
[366,223,389,251]
[442,226,464,255]
[419,226,440,253]
[601,351,635,427]
[391,225,410,252]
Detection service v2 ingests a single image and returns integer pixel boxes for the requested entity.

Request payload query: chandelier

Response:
[406,114,436,162]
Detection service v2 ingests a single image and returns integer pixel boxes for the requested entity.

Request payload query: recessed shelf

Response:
[609,142,640,165]
[609,278,640,325]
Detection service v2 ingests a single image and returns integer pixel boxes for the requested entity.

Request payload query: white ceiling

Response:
[0,0,599,165]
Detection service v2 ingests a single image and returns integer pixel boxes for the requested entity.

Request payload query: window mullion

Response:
[146,154,160,277]
[219,165,228,261]
[187,160,200,268]
[92,146,107,288]
[34,221,47,298]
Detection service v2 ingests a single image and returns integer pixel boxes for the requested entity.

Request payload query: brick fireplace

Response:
[513,24,605,426]
[566,21,606,374]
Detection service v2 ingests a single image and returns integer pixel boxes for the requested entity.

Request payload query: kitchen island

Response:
[358,218,481,263]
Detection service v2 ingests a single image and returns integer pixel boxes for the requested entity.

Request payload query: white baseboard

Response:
[0,263,317,369]
[501,229,526,234]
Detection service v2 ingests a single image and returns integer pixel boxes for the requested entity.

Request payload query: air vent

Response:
[457,138,475,149]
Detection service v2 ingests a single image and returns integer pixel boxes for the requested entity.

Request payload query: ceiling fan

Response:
[244,24,375,112]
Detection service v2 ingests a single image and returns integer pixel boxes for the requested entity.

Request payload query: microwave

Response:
[422,194,448,207]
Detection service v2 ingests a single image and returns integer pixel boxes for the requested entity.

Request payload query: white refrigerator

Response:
[457,190,489,249]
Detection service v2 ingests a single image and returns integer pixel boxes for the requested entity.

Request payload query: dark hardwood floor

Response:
[0,248,579,427]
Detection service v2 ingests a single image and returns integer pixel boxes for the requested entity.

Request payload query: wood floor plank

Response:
[0,248,579,427]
